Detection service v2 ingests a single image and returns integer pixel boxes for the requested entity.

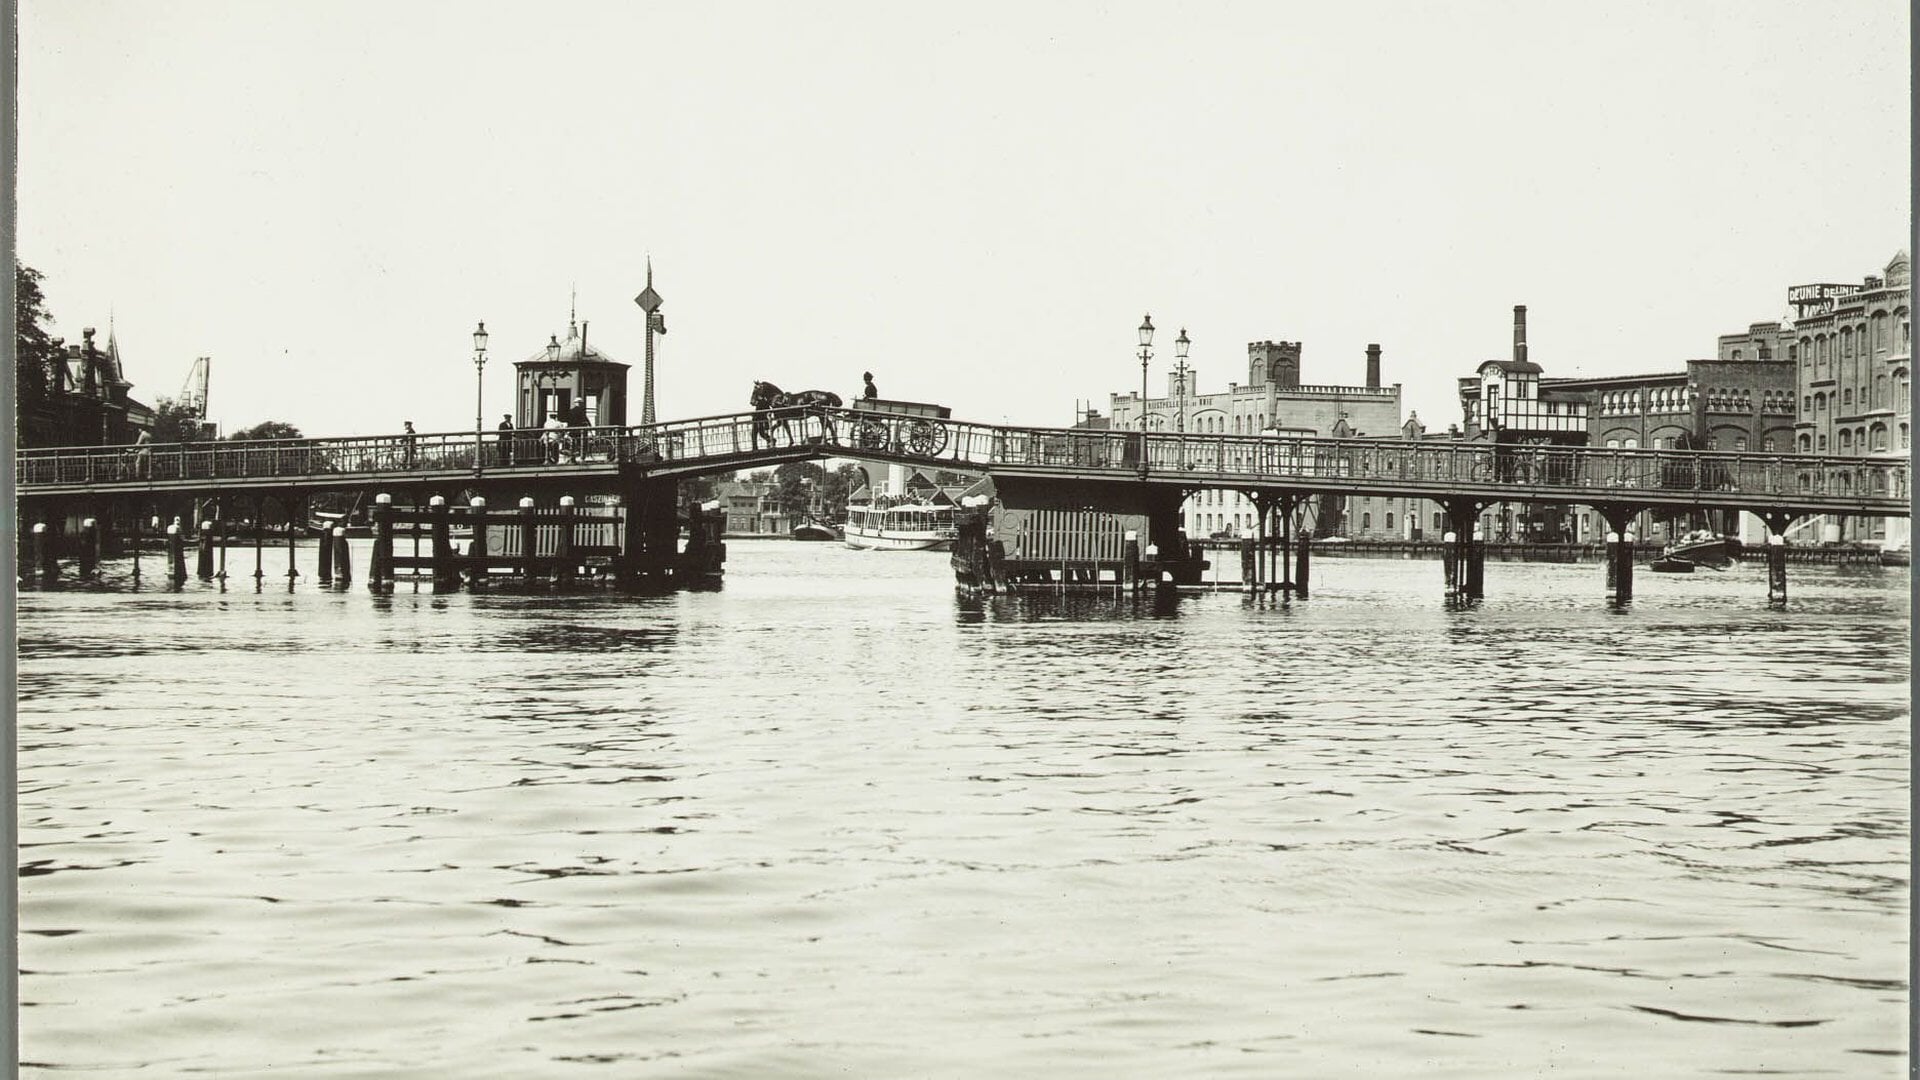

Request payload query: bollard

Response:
[1615,529,1635,603]
[79,518,99,579]
[317,519,335,584]
[520,497,539,585]
[1466,527,1485,600]
[332,527,352,586]
[167,523,188,585]
[1121,531,1139,593]
[1294,531,1310,599]
[1442,530,1459,594]
[555,496,577,587]
[1605,531,1620,593]
[369,494,393,589]
[1766,532,1787,605]
[468,497,488,589]
[430,495,456,592]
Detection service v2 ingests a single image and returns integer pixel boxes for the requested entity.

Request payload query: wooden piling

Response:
[519,497,539,585]
[31,523,52,585]
[167,523,188,585]
[1442,530,1459,594]
[317,520,335,584]
[467,497,488,589]
[555,496,576,588]
[252,517,265,590]
[1240,536,1257,593]
[1766,532,1787,605]
[1465,527,1485,600]
[986,538,1009,593]
[1605,531,1620,594]
[332,527,352,587]
[195,521,215,580]
[79,518,99,579]
[369,494,393,589]
[429,496,456,592]
[1294,531,1310,599]
[216,520,228,587]
[1122,531,1140,592]
[285,500,300,587]
[1614,529,1635,602]
[132,512,143,584]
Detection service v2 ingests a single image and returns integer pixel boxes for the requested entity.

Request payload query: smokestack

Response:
[1365,343,1381,389]
[1512,305,1528,364]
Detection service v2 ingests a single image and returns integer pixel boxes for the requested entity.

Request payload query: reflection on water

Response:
[17,541,1910,1078]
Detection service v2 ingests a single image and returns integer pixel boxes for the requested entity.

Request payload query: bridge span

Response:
[18,405,1908,519]
[15,406,1907,602]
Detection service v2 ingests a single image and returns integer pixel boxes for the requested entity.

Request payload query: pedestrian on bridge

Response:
[862,372,878,400]
[498,414,514,466]
[401,421,418,469]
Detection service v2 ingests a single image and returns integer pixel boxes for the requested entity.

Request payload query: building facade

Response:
[1106,337,1406,539]
[1777,251,1910,544]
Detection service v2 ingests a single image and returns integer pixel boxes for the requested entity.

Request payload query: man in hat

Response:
[401,420,417,469]
[497,413,515,465]
[862,372,878,400]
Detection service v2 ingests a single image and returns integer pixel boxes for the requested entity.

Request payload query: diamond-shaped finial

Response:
[634,284,663,313]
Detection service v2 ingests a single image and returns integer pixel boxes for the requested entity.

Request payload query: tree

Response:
[16,263,61,420]
[150,396,209,445]
[229,420,303,442]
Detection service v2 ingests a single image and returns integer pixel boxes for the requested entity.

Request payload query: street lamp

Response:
[1137,314,1155,431]
[1173,327,1191,434]
[472,321,489,477]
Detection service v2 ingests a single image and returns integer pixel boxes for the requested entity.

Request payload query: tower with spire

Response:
[633,258,666,427]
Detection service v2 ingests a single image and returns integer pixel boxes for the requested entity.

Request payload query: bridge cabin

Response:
[515,319,630,428]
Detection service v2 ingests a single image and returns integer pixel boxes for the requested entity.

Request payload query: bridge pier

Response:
[1443,500,1484,601]
[1761,510,1799,607]
[1597,505,1639,603]
[79,518,99,579]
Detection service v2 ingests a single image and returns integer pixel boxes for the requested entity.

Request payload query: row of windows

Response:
[1806,370,1908,417]
[1796,422,1907,454]
[1599,387,1690,414]
[1797,311,1911,369]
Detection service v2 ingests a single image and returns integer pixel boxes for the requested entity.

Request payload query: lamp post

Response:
[472,321,489,477]
[1173,327,1191,434]
[1137,314,1155,431]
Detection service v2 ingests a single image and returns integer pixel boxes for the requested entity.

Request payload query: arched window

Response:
[1798,433,1811,452]
[1432,512,1443,532]
[1902,423,1910,449]
[1386,512,1395,531]
[1361,512,1372,529]
[1819,434,1828,452]
[1731,348,1742,360]
[1839,429,1852,453]
[1844,388,1852,408]
[1871,424,1888,452]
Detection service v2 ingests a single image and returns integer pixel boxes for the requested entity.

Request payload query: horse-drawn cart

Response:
[849,397,952,455]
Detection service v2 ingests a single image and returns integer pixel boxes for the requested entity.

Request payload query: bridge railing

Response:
[15,412,1909,511]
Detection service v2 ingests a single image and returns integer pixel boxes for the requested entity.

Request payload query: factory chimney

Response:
[1365,343,1381,389]
[1512,305,1528,364]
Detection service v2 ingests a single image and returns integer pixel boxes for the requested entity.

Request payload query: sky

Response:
[15,0,1912,439]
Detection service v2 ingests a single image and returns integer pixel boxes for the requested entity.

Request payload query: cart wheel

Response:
[857,419,890,450]
[907,419,948,456]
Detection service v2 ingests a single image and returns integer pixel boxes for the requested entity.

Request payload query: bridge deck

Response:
[16,407,1908,518]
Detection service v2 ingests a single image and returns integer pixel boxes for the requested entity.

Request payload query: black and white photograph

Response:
[8,2,1911,1076]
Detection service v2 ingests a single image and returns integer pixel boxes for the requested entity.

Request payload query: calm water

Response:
[16,542,1911,1078]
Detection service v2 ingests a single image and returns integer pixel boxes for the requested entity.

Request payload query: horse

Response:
[750,381,844,447]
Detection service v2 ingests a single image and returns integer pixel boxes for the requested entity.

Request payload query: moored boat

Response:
[1660,529,1739,568]
[1877,543,1909,567]
[843,501,957,551]
[791,519,839,542]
